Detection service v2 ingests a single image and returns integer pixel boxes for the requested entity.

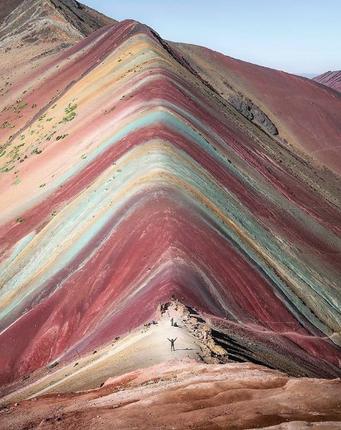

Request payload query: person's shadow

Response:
[174,347,194,351]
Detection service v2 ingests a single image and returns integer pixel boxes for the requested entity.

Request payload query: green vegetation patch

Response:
[14,99,28,113]
[62,102,77,122]
[32,148,42,155]
[1,120,15,129]
[0,165,15,173]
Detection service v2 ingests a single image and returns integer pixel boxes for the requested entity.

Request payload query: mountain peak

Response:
[0,0,116,105]
[313,70,341,93]
[0,0,115,43]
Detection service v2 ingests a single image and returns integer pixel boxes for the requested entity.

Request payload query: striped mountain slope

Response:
[314,70,341,93]
[0,20,340,398]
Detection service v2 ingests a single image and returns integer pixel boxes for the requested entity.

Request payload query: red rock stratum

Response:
[1,361,341,430]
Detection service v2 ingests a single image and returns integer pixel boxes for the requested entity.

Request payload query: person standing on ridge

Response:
[171,317,174,326]
[167,338,177,352]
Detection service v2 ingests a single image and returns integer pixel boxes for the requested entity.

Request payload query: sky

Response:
[84,0,341,75]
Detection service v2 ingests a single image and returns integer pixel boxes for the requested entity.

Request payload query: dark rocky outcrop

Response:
[229,94,278,136]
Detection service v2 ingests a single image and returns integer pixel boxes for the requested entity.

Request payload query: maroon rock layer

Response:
[174,43,341,174]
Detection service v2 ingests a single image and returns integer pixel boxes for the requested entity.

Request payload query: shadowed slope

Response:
[0,19,340,397]
[0,0,114,37]
[174,43,341,174]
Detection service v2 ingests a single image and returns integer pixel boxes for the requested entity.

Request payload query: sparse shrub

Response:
[1,121,14,129]
[62,102,77,122]
[32,148,42,154]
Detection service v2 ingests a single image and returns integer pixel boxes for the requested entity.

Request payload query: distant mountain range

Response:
[313,70,341,93]
[0,1,340,429]
[299,72,318,78]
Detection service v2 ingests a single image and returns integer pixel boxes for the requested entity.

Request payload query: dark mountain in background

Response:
[0,0,115,30]
[0,0,115,53]
[314,70,341,93]
[0,0,116,114]
[0,0,23,22]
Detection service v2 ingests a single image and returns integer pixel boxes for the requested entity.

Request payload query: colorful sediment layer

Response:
[0,19,340,395]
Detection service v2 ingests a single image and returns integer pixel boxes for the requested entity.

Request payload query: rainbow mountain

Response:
[0,2,341,428]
